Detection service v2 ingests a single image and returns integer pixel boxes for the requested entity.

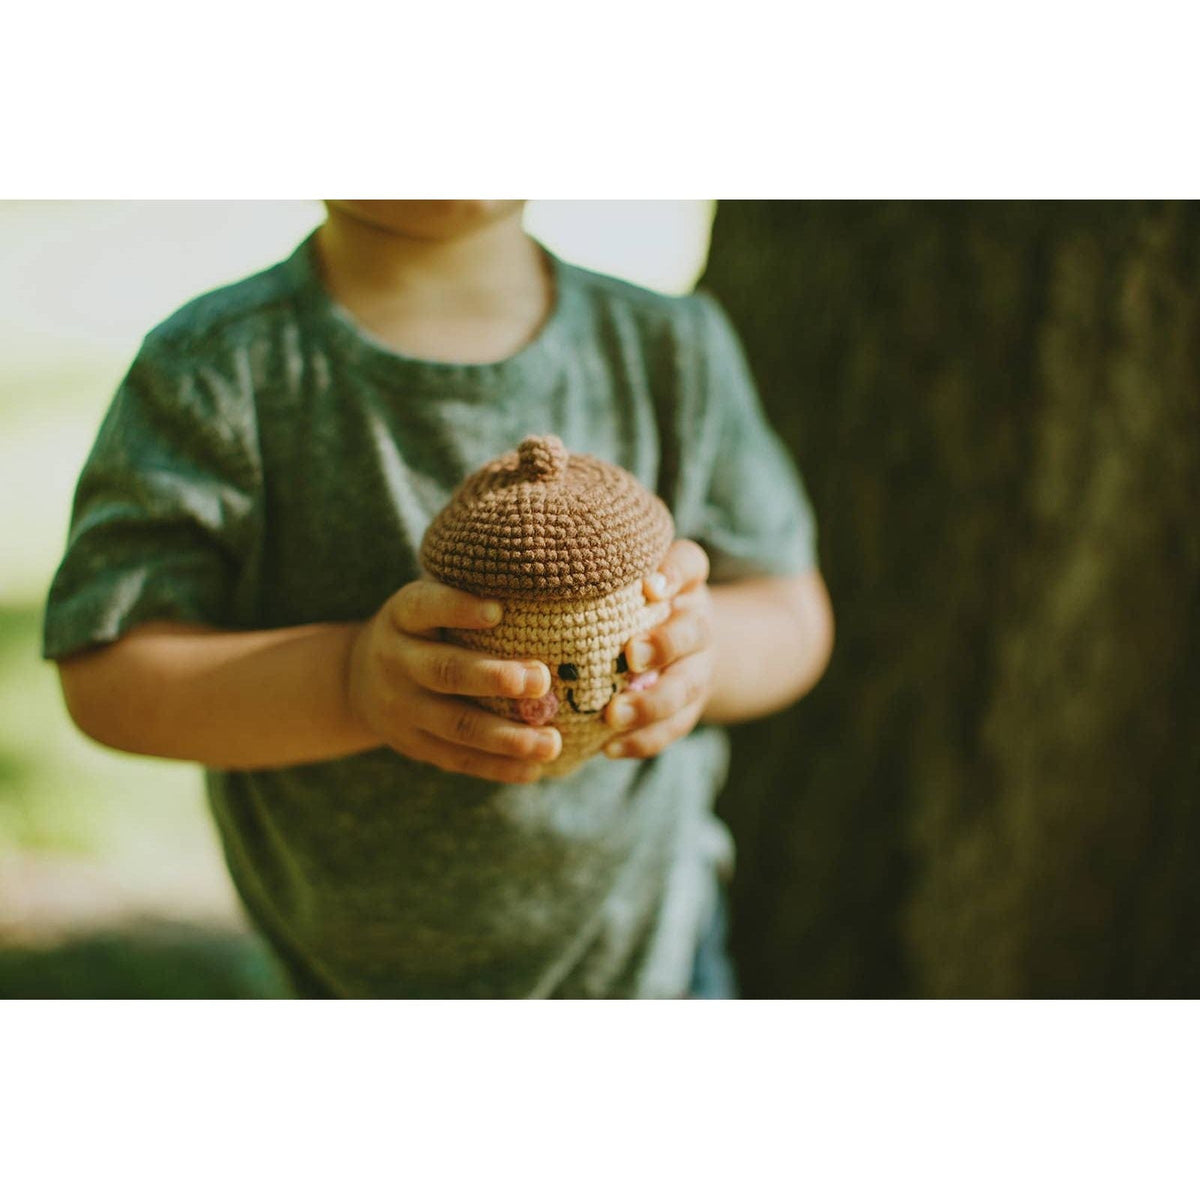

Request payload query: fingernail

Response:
[647,572,668,599]
[536,731,561,760]
[524,665,549,696]
[605,741,626,758]
[627,641,653,673]
[482,602,503,625]
[627,670,659,693]
[609,698,635,731]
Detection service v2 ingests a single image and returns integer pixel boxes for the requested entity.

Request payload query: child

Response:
[43,200,834,999]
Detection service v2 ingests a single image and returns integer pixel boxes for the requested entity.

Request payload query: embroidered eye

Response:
[557,663,579,682]
[615,652,629,674]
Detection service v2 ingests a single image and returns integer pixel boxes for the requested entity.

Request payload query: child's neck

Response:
[314,207,555,365]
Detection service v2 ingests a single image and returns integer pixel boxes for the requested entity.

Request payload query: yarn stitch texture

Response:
[455,583,669,775]
[420,434,675,601]
[420,435,675,775]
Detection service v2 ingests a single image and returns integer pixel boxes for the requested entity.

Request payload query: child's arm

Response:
[604,539,834,759]
[57,580,561,784]
[702,568,833,724]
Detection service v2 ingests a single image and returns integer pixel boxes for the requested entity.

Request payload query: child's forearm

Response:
[57,621,381,770]
[703,570,834,725]
[55,572,833,770]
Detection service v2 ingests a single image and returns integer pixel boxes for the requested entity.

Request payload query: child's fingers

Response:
[401,640,551,699]
[389,580,504,635]
[606,653,710,733]
[624,604,712,673]
[418,696,562,762]
[605,698,706,760]
[643,539,710,603]
[401,728,545,785]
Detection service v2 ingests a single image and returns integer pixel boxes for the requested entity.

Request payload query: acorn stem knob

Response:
[517,434,568,482]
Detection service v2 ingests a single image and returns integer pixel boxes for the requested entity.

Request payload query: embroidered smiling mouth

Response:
[566,682,618,714]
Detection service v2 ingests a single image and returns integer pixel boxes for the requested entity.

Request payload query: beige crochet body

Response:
[420,434,675,778]
[453,583,669,776]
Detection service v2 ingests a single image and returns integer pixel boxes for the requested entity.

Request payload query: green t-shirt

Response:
[43,232,819,998]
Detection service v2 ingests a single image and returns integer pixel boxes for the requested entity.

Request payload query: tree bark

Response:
[701,200,1200,998]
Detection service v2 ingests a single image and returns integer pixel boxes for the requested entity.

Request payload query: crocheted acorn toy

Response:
[419,434,675,777]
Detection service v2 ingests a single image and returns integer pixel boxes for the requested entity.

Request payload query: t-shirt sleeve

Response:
[686,290,820,583]
[42,334,260,661]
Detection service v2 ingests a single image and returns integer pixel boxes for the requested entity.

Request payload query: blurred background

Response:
[3,200,1198,998]
[0,200,716,998]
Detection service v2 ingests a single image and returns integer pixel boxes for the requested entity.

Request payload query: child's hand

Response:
[346,580,561,784]
[604,540,716,760]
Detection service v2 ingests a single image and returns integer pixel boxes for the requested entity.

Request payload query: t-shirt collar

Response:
[285,229,574,398]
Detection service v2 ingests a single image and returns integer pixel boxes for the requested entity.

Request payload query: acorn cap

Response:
[419,434,675,600]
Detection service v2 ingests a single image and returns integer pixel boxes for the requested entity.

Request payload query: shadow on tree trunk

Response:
[703,200,1200,998]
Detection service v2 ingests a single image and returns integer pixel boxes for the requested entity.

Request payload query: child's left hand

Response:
[604,539,716,759]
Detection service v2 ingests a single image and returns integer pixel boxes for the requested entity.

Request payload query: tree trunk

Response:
[701,200,1200,998]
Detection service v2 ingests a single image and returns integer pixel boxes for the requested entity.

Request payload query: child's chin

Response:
[331,199,523,240]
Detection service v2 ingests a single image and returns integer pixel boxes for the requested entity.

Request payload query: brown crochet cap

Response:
[420,434,675,600]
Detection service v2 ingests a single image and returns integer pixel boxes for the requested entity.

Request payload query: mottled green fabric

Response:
[43,232,818,998]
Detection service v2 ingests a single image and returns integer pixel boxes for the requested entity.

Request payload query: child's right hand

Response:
[345,580,561,784]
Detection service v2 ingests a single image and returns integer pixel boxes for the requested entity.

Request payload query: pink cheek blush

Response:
[513,692,560,726]
[626,671,659,693]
